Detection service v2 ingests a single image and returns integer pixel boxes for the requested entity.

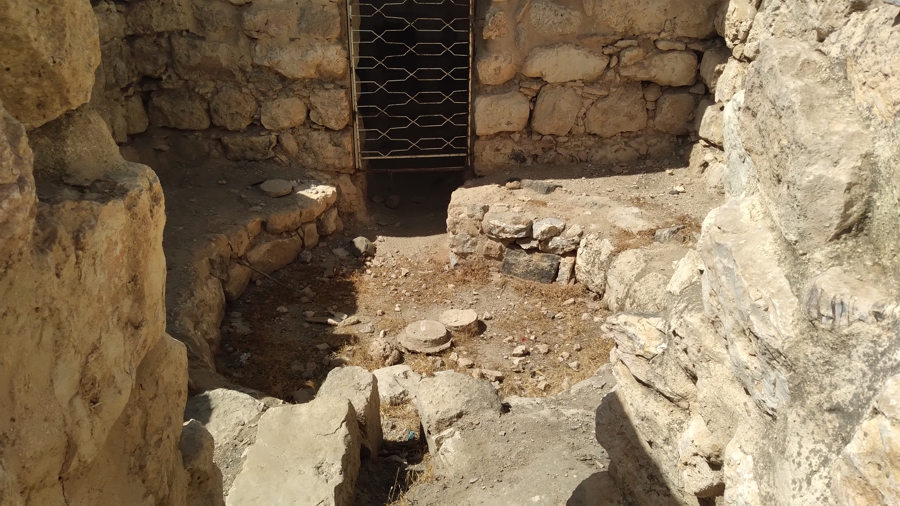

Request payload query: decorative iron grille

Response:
[347,0,472,171]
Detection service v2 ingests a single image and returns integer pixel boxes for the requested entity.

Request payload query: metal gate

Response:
[347,0,473,172]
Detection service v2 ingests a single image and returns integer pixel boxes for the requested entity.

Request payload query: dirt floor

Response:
[202,159,722,504]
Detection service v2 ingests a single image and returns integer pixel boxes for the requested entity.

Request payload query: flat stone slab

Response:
[226,398,361,506]
[259,179,294,197]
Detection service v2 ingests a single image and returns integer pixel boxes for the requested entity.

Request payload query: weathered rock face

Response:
[600,3,900,505]
[0,98,220,504]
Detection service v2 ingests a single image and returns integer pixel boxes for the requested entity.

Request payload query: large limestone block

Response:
[526,0,582,36]
[587,0,720,38]
[574,233,616,295]
[253,40,348,80]
[482,211,532,240]
[474,137,519,175]
[242,6,299,39]
[604,249,649,313]
[299,3,343,40]
[654,90,696,135]
[264,182,337,234]
[715,0,757,48]
[523,44,609,83]
[309,89,351,131]
[415,372,502,454]
[696,100,724,147]
[124,95,149,135]
[210,89,257,131]
[226,399,361,506]
[474,92,530,136]
[618,49,698,87]
[1,106,169,503]
[482,6,509,40]
[476,52,518,86]
[0,0,101,129]
[222,134,276,161]
[584,83,647,137]
[0,103,35,259]
[125,0,194,35]
[700,46,730,94]
[261,98,307,130]
[740,38,873,247]
[132,36,171,78]
[172,36,244,81]
[184,389,275,493]
[317,366,383,456]
[532,86,581,136]
[245,234,304,279]
[148,89,211,130]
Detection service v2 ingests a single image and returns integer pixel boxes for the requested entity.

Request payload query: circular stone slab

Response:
[439,309,479,337]
[398,320,451,354]
[260,179,294,197]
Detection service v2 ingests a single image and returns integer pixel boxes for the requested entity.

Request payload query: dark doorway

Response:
[348,0,472,172]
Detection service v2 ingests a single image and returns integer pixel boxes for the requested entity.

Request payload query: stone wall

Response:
[88,0,362,204]
[599,1,900,504]
[85,0,727,179]
[472,0,724,173]
[0,1,222,504]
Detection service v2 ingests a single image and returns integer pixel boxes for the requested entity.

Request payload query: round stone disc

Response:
[398,320,451,354]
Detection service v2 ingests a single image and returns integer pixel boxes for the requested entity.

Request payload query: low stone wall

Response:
[446,171,706,315]
[471,0,725,173]
[165,175,347,373]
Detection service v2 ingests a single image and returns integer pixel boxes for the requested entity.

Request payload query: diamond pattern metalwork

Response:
[348,0,472,171]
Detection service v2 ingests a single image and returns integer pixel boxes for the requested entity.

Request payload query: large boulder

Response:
[226,399,361,506]
[522,44,609,83]
[414,372,502,454]
[184,389,277,494]
[317,366,383,456]
[0,0,101,129]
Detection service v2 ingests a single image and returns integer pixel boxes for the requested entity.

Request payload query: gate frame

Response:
[345,0,475,173]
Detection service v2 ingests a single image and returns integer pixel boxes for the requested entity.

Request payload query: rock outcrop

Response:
[0,8,222,505]
[600,2,900,505]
